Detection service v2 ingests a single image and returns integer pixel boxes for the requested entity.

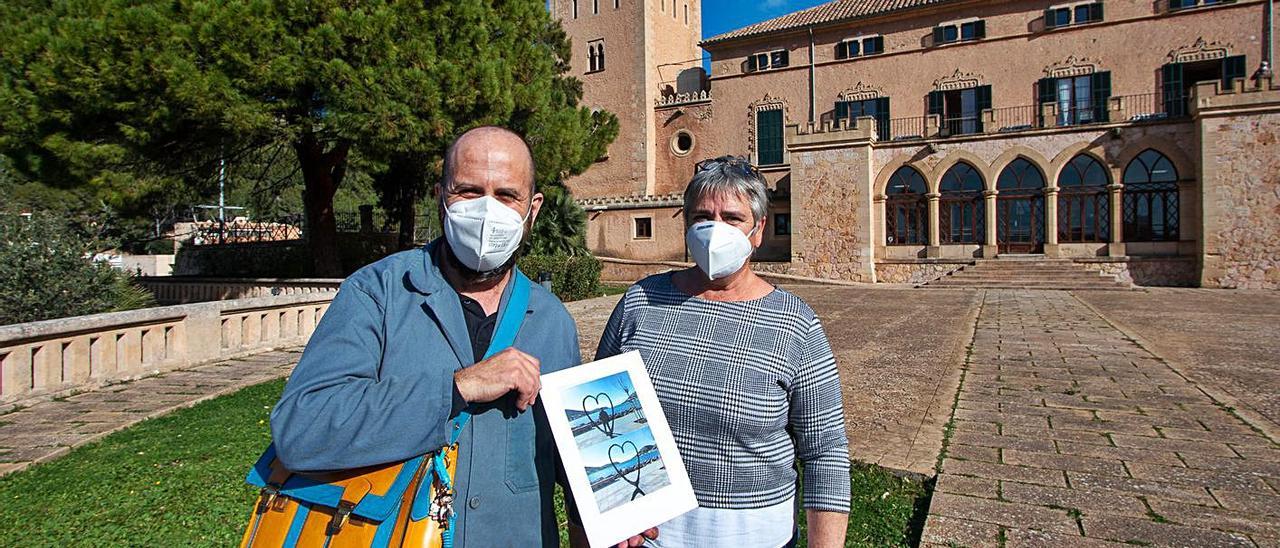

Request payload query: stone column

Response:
[1043,186,1060,257]
[926,192,942,258]
[983,189,999,257]
[873,194,887,250]
[1108,183,1126,257]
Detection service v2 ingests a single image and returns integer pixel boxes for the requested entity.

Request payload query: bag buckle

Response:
[256,485,280,515]
[429,488,455,527]
[327,501,356,536]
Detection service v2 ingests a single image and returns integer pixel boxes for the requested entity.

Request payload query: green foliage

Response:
[0,0,618,273]
[0,213,154,325]
[518,254,602,302]
[529,186,590,256]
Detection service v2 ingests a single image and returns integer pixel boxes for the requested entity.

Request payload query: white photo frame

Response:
[540,351,698,548]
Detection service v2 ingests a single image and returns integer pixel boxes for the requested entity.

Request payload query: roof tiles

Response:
[702,0,956,45]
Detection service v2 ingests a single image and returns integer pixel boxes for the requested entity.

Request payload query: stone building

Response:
[558,0,1280,289]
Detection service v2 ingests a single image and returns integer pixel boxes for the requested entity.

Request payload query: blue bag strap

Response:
[447,271,532,444]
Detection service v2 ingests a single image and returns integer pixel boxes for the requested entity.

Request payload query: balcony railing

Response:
[990,105,1039,133]
[887,116,928,141]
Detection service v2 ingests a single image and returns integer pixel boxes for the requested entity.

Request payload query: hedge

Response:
[518,254,602,303]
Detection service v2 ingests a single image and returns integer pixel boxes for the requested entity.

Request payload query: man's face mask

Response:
[685,220,759,280]
[442,195,531,273]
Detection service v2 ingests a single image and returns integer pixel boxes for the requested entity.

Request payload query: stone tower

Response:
[551,0,703,200]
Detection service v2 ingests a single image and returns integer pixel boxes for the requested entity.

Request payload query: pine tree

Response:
[0,0,616,275]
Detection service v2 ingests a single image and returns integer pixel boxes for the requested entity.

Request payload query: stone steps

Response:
[919,257,1132,290]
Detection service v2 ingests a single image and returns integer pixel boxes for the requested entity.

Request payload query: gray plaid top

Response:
[595,273,850,512]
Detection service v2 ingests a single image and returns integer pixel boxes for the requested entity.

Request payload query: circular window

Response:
[671,130,695,157]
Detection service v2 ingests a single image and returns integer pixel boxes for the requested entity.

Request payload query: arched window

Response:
[588,45,597,72]
[996,158,1046,253]
[939,162,985,244]
[1123,149,1180,242]
[885,166,928,246]
[1057,154,1110,243]
[598,43,606,71]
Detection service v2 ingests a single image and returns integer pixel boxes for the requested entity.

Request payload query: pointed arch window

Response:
[939,162,985,244]
[996,158,1047,253]
[885,167,928,245]
[1058,154,1110,242]
[1123,150,1180,242]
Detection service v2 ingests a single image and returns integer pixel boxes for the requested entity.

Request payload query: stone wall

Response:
[875,261,971,285]
[787,125,877,282]
[1077,258,1199,287]
[1198,88,1280,289]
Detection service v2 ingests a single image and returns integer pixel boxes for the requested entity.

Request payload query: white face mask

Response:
[442,195,530,273]
[685,220,759,280]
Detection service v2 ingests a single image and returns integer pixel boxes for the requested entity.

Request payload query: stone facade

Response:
[875,261,969,285]
[1196,86,1280,289]
[562,0,1279,287]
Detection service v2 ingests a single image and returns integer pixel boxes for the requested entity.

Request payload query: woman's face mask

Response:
[442,195,530,273]
[685,220,759,280]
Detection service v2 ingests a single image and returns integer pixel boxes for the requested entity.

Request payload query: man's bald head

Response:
[442,126,537,194]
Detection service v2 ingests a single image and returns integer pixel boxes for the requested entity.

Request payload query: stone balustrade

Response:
[0,293,333,409]
[138,277,341,305]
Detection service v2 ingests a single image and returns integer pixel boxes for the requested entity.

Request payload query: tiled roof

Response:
[702,0,956,46]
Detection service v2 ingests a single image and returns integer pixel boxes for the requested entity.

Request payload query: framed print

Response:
[540,351,698,548]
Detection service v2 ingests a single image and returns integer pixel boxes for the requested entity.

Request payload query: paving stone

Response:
[928,492,1079,535]
[951,431,1057,453]
[1109,434,1239,457]
[920,515,1002,548]
[1147,498,1280,539]
[947,443,1001,463]
[1066,472,1217,505]
[1001,449,1128,477]
[1126,461,1273,491]
[1210,488,1280,516]
[1156,426,1273,446]
[1054,440,1185,466]
[1179,454,1280,478]
[1081,514,1255,547]
[1003,528,1132,548]
[1002,425,1111,446]
[999,481,1149,518]
[935,474,1000,499]
[944,460,1067,487]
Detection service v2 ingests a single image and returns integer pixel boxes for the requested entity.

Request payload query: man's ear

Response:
[528,192,545,226]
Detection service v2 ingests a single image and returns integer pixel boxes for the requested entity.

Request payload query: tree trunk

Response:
[388,154,429,250]
[296,131,349,277]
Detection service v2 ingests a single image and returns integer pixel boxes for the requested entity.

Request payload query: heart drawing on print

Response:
[607,440,646,501]
[582,393,617,438]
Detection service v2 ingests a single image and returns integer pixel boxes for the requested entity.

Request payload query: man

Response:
[270,126,575,547]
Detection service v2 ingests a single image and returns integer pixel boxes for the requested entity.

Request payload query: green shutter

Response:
[1091,2,1104,22]
[747,54,757,72]
[757,109,784,165]
[1223,55,1247,89]
[928,91,945,117]
[835,42,846,60]
[932,27,945,46]
[835,101,849,123]
[1043,8,1055,28]
[876,97,891,139]
[1091,71,1111,123]
[974,20,986,39]
[1163,63,1185,116]
[974,85,992,132]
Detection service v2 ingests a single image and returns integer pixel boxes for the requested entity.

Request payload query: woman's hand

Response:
[613,527,658,547]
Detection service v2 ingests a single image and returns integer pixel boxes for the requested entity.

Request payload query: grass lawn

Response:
[0,380,929,547]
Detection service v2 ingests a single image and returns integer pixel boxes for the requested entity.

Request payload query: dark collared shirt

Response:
[451,294,497,415]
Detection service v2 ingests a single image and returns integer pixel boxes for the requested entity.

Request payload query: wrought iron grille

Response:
[885,197,928,245]
[1123,182,1180,242]
[1058,190,1110,243]
[939,193,985,244]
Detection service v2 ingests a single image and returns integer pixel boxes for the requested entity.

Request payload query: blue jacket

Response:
[270,241,581,548]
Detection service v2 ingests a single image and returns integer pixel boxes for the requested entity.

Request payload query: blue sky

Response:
[699,0,830,69]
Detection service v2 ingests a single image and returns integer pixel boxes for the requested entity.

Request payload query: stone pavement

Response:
[0,348,300,477]
[570,287,978,476]
[922,290,1280,548]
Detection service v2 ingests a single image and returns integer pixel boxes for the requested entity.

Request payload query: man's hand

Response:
[454,348,542,410]
[568,524,657,548]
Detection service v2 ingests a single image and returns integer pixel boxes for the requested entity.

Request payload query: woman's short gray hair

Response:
[683,156,769,225]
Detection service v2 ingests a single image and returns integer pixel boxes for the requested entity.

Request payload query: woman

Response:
[595,156,850,548]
